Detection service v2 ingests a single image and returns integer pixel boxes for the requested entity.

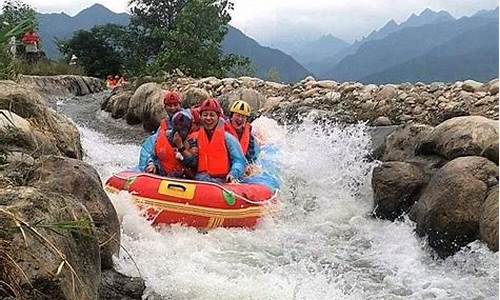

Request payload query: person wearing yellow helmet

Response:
[224,100,260,163]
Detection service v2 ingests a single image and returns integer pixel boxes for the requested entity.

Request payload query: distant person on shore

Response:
[69,54,78,66]
[106,75,116,89]
[117,74,129,87]
[21,29,40,64]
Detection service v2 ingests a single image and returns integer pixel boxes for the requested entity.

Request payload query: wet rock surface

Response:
[0,79,123,299]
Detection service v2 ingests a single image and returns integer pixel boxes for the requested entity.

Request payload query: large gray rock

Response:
[383,124,433,161]
[410,156,498,257]
[0,82,82,159]
[102,90,134,119]
[367,125,400,160]
[182,87,210,108]
[219,88,267,115]
[417,116,499,160]
[0,186,101,299]
[18,75,104,96]
[479,186,498,251]
[98,269,145,300]
[29,156,120,270]
[372,162,426,221]
[126,83,166,132]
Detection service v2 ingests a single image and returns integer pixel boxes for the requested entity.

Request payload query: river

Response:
[53,92,498,300]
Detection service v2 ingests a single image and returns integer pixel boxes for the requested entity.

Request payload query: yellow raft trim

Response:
[207,217,225,229]
[105,185,266,219]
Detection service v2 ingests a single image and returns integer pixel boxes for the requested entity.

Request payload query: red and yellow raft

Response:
[105,171,278,229]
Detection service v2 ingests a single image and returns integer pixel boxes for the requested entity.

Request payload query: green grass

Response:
[15,61,85,76]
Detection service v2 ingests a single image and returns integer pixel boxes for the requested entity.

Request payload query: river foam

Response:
[78,115,498,300]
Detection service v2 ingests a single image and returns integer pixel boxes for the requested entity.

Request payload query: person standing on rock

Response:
[224,100,260,164]
[139,110,197,178]
[21,29,40,64]
[187,98,246,183]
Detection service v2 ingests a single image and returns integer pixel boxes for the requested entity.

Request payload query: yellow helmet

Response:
[229,100,251,117]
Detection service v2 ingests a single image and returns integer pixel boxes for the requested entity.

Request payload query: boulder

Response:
[18,75,104,96]
[125,83,165,132]
[417,116,499,160]
[316,80,337,89]
[376,86,397,101]
[110,91,133,119]
[28,156,121,270]
[487,79,499,95]
[102,89,133,119]
[479,186,498,251]
[372,116,392,126]
[182,87,211,108]
[98,269,146,300]
[372,162,426,220]
[0,83,82,159]
[462,80,484,92]
[367,125,400,160]
[0,186,101,299]
[383,124,434,161]
[219,88,267,115]
[410,156,498,257]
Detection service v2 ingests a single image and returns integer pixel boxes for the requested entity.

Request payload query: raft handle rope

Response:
[113,173,279,206]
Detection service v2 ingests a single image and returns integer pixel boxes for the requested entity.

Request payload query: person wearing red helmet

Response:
[162,91,183,129]
[187,98,246,183]
[139,110,197,177]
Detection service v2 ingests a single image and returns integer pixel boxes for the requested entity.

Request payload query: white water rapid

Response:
[61,94,498,299]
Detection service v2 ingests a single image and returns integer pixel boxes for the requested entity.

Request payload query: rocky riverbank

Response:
[18,75,104,96]
[372,116,498,257]
[0,78,143,299]
[102,75,498,132]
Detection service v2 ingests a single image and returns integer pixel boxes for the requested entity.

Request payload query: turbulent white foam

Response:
[79,117,498,300]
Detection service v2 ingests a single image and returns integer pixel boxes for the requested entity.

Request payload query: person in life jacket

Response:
[117,74,129,87]
[161,91,183,130]
[224,100,260,163]
[105,75,115,89]
[138,110,197,178]
[187,98,246,183]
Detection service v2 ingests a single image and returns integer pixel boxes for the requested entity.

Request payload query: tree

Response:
[150,0,249,77]
[266,67,281,82]
[58,26,123,78]
[0,0,38,31]
[0,1,35,79]
[127,0,189,69]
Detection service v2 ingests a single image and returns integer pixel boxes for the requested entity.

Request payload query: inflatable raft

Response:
[105,171,278,229]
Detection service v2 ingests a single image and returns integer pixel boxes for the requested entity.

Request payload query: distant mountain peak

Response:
[75,3,118,18]
[420,8,436,16]
[384,19,398,28]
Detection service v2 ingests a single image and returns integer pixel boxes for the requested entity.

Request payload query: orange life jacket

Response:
[224,122,250,155]
[191,121,229,178]
[155,120,183,175]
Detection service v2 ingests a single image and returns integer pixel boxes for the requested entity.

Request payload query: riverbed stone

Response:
[28,156,120,269]
[372,161,426,220]
[410,156,498,257]
[417,116,499,160]
[479,185,499,251]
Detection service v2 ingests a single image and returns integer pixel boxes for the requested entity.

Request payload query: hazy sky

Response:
[12,0,500,43]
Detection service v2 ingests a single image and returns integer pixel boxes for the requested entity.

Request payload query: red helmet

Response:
[190,106,201,124]
[163,91,181,105]
[199,98,222,116]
